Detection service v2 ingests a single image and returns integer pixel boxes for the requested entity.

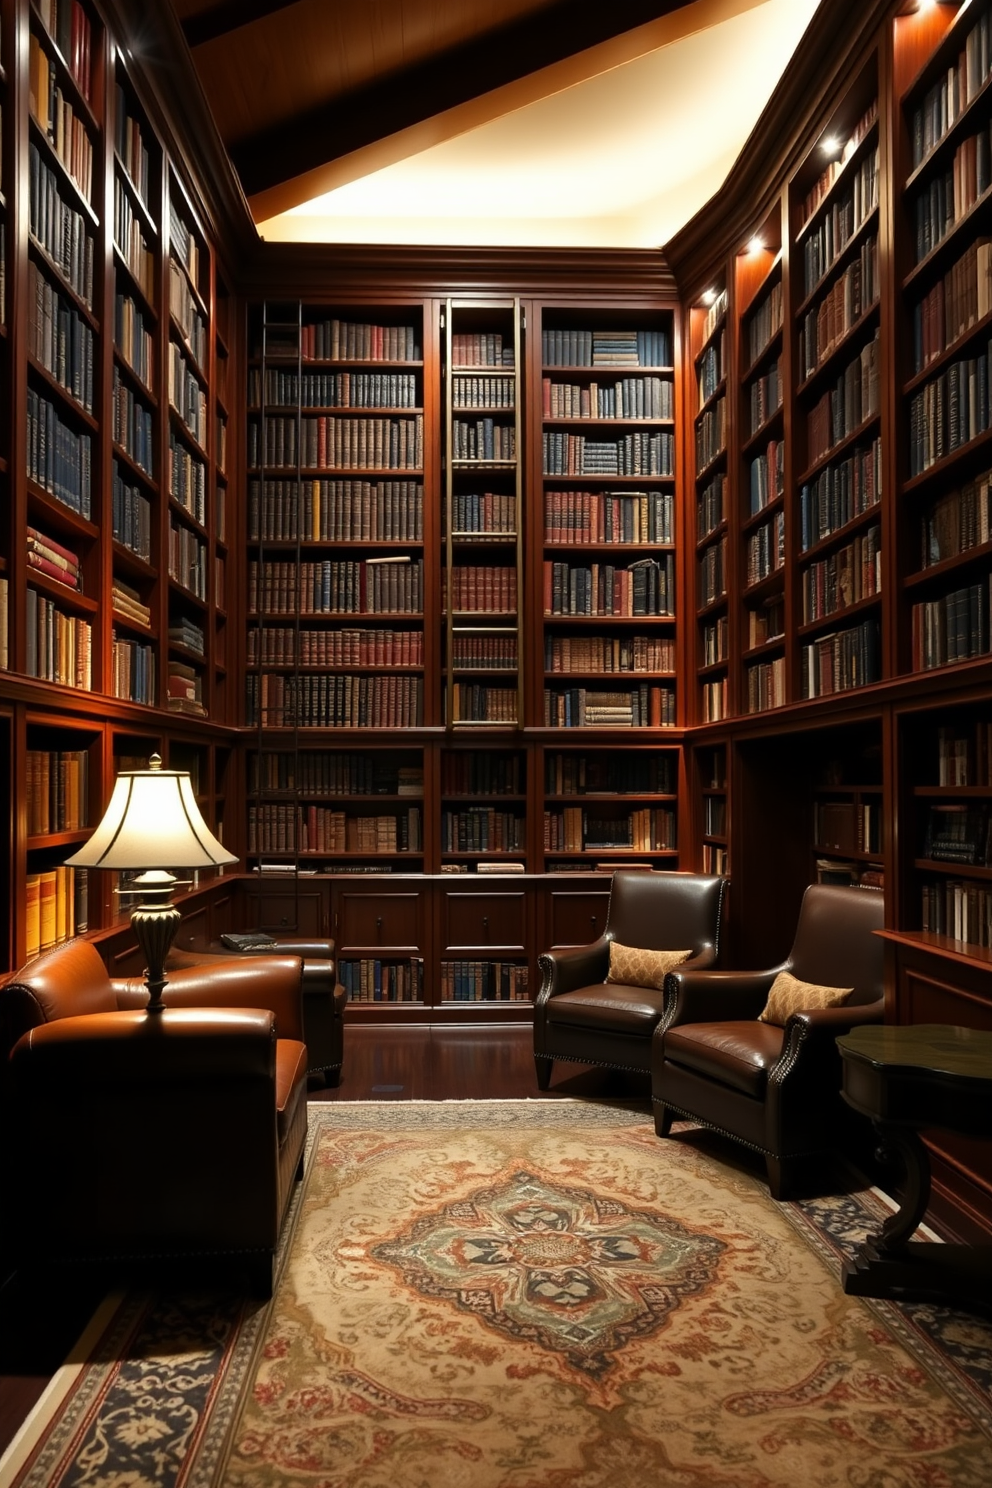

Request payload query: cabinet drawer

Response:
[441,891,526,951]
[548,890,610,948]
[243,889,327,937]
[337,891,423,950]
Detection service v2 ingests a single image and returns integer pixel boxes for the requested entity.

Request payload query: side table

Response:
[836,1024,992,1310]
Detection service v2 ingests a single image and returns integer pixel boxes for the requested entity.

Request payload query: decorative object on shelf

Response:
[65,754,236,1010]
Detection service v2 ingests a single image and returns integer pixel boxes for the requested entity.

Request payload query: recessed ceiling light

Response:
[746,236,764,255]
[701,288,717,306]
[821,135,842,157]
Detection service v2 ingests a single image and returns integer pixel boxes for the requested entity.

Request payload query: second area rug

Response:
[4,1099,991,1487]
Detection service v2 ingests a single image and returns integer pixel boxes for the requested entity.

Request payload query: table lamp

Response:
[65,754,237,1011]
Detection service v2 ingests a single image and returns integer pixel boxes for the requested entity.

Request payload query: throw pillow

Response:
[758,969,853,1026]
[607,942,692,991]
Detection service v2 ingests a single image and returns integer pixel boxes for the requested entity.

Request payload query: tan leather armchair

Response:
[2,938,308,1295]
[534,870,727,1089]
[652,883,885,1199]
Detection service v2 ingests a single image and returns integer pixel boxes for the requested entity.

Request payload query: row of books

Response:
[114,290,154,392]
[814,798,881,855]
[704,796,727,836]
[168,520,206,600]
[441,754,522,795]
[114,176,154,304]
[338,958,423,1002]
[543,488,673,545]
[29,261,95,413]
[695,398,726,472]
[446,565,517,614]
[450,634,517,670]
[912,125,992,265]
[542,377,673,421]
[697,472,725,540]
[248,557,423,616]
[911,577,990,670]
[698,535,727,608]
[908,342,992,477]
[247,672,424,728]
[544,634,674,675]
[923,803,991,866]
[802,146,879,296]
[799,102,877,226]
[448,491,516,534]
[703,843,728,874]
[699,290,728,349]
[112,366,154,474]
[801,522,881,623]
[300,319,420,364]
[169,260,207,370]
[543,430,674,477]
[168,434,207,524]
[799,237,878,382]
[29,142,95,310]
[541,329,670,368]
[544,752,675,795]
[449,685,518,723]
[27,388,93,516]
[701,676,727,722]
[27,525,81,591]
[26,748,89,836]
[248,805,422,855]
[746,655,785,713]
[452,375,515,410]
[114,83,151,206]
[542,684,675,728]
[440,809,525,852]
[29,36,94,204]
[745,279,783,369]
[111,632,155,703]
[912,236,992,375]
[936,720,992,785]
[747,358,783,437]
[745,510,784,588]
[800,437,882,550]
[25,591,91,689]
[440,961,530,1002]
[169,203,201,290]
[248,368,419,409]
[697,334,724,405]
[249,414,425,472]
[910,7,991,170]
[450,332,512,367]
[920,879,992,948]
[24,865,88,962]
[544,556,674,617]
[544,806,676,852]
[749,439,784,515]
[37,1,94,103]
[248,626,423,669]
[451,418,515,462]
[168,344,207,444]
[703,613,729,664]
[806,331,880,466]
[746,596,784,648]
[801,615,880,697]
[249,751,423,797]
[248,477,424,543]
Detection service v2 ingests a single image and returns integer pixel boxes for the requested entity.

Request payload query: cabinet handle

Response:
[482,915,489,933]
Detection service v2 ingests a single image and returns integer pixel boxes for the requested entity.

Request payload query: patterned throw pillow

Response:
[758,970,853,1026]
[607,942,692,991]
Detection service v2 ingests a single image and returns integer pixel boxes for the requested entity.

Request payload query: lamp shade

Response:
[65,756,237,871]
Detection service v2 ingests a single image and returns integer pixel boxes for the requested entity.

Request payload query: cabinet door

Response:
[336,889,424,952]
[546,888,610,949]
[441,890,526,951]
[241,887,328,937]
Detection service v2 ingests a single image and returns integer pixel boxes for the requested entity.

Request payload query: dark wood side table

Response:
[836,1024,992,1310]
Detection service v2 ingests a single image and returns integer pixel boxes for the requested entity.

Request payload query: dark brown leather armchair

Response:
[534,870,727,1089]
[2,938,308,1295]
[652,883,885,1199]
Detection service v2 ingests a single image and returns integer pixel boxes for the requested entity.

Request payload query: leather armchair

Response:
[167,935,347,1085]
[2,938,308,1295]
[534,870,727,1089]
[652,883,885,1199]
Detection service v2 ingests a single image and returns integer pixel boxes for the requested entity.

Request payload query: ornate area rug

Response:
[3,1100,991,1487]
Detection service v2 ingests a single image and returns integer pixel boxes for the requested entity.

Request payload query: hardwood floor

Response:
[0,1026,651,1457]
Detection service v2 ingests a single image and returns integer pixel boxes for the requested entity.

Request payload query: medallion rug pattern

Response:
[3,1100,991,1488]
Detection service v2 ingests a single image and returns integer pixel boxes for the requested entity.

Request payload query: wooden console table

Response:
[836,1024,992,1311]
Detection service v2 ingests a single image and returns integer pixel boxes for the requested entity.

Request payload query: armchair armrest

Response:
[112,956,306,1043]
[662,964,786,1029]
[537,938,610,1001]
[774,997,886,1067]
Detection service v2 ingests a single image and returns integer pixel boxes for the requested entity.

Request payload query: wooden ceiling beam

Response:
[236,0,704,210]
[183,0,303,50]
